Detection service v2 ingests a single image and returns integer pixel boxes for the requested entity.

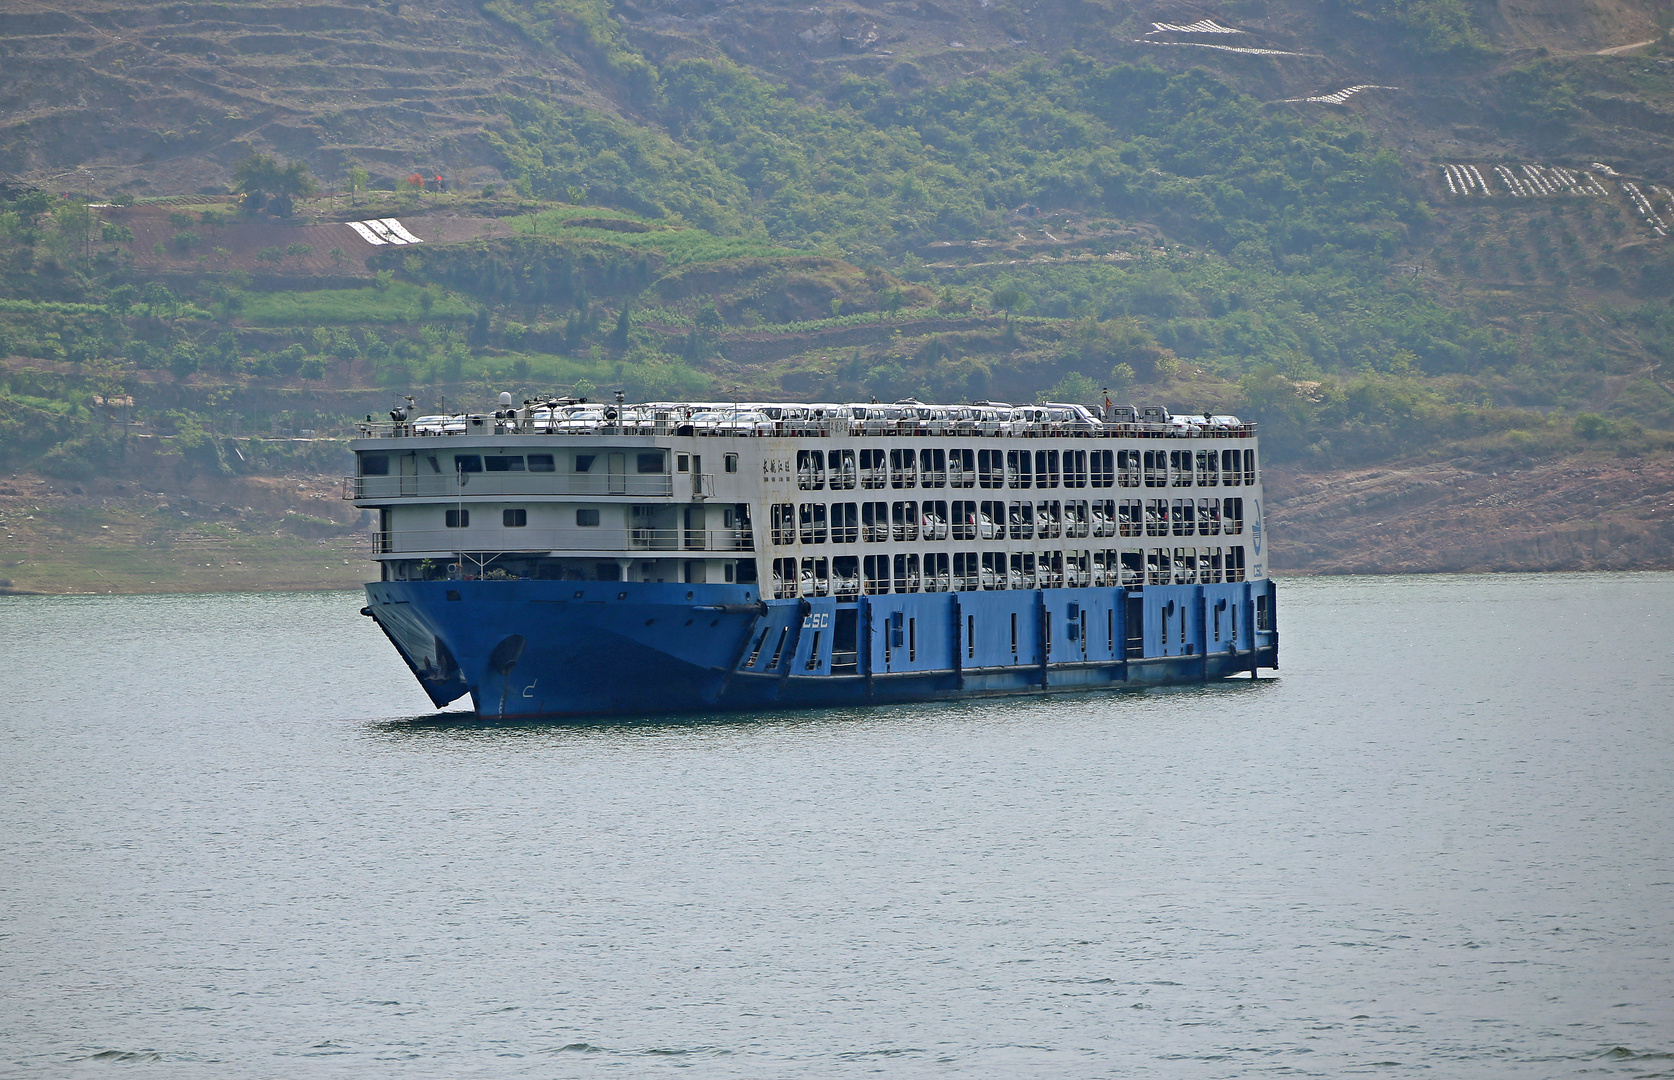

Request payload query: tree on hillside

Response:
[234,153,319,217]
[990,286,1028,323]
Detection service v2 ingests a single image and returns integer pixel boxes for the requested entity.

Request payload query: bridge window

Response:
[893,553,921,593]
[1143,450,1166,487]
[1091,449,1115,488]
[891,501,919,541]
[1064,449,1088,488]
[921,500,949,541]
[1170,449,1194,487]
[1006,450,1033,489]
[359,454,389,476]
[830,449,856,489]
[1034,449,1060,488]
[862,501,888,542]
[800,556,829,597]
[527,454,555,472]
[574,454,595,473]
[859,448,888,489]
[799,503,828,544]
[833,555,859,597]
[1171,498,1195,537]
[949,448,976,488]
[920,448,946,488]
[1174,547,1197,584]
[1118,450,1142,487]
[455,455,483,473]
[1117,499,1142,537]
[485,455,525,472]
[772,558,798,598]
[889,448,917,488]
[770,503,795,546]
[863,554,889,594]
[1145,499,1168,537]
[1007,501,1034,540]
[1036,500,1061,539]
[1223,497,1244,535]
[636,452,666,474]
[1065,500,1090,538]
[797,449,825,490]
[1196,450,1218,486]
[1198,498,1221,535]
[831,503,859,543]
[924,552,950,592]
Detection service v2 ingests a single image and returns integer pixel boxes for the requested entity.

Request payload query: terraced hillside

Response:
[4,0,1674,589]
[7,0,1674,196]
[0,0,603,194]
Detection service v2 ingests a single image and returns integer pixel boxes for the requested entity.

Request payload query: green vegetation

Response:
[1,29,1672,493]
[232,153,319,217]
[1337,0,1491,59]
[237,283,476,326]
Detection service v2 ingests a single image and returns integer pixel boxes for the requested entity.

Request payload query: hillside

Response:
[3,0,1674,590]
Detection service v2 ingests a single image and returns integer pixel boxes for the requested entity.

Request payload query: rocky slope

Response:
[1268,447,1674,573]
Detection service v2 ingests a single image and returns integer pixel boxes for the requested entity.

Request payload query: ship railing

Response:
[370,527,754,555]
[354,418,1260,441]
[345,474,676,500]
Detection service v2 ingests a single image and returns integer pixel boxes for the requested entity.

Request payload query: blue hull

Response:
[362,580,1278,719]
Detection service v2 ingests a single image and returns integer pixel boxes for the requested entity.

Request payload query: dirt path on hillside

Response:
[1597,38,1657,54]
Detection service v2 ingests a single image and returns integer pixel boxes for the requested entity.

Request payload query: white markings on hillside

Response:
[1137,40,1318,56]
[1146,19,1244,34]
[346,221,386,245]
[1622,182,1667,235]
[1440,163,1486,195]
[381,218,424,244]
[1441,163,1613,198]
[1494,165,1532,196]
[1436,162,1671,238]
[1279,84,1398,105]
[344,218,424,246]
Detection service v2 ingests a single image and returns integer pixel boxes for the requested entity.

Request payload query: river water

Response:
[1,573,1671,1079]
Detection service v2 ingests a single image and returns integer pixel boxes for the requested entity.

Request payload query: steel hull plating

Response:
[364,579,1278,719]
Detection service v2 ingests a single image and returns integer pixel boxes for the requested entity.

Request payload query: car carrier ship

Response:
[347,396,1277,717]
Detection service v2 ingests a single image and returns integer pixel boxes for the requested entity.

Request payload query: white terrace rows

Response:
[1439,163,1610,198]
[345,218,425,246]
[1145,19,1244,34]
[1622,182,1667,236]
[1137,40,1317,57]
[1136,16,1316,56]
[1278,85,1398,105]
